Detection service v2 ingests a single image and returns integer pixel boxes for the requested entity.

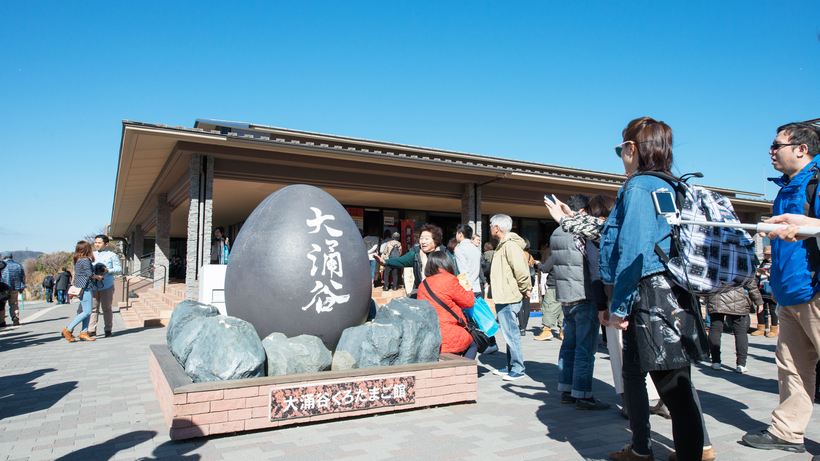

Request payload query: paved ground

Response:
[2,300,819,461]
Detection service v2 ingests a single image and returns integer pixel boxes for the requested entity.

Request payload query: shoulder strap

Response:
[422,279,467,329]
[804,167,820,284]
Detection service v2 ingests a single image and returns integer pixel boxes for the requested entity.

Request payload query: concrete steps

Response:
[120,283,185,328]
[371,286,407,306]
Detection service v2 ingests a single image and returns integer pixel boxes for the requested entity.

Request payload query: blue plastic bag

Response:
[466,296,499,336]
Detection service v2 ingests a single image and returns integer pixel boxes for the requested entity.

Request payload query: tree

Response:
[37,252,72,275]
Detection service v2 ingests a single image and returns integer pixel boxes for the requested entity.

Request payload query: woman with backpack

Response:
[548,117,712,460]
[380,232,402,291]
[705,281,763,374]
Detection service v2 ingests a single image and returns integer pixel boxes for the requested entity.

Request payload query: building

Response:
[110,118,772,302]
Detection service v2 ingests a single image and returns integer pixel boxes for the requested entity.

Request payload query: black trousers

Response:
[756,300,778,327]
[518,297,530,331]
[708,314,748,367]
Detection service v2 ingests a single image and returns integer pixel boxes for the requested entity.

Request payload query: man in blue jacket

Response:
[743,122,820,456]
[89,235,123,337]
[1,251,26,327]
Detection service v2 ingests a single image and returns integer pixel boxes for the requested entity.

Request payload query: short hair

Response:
[446,237,458,255]
[73,241,95,264]
[456,224,473,240]
[419,223,443,247]
[778,122,820,157]
[523,237,531,251]
[214,226,226,236]
[586,193,616,218]
[566,194,590,213]
[424,250,455,277]
[622,117,674,174]
[62,267,68,272]
[490,214,512,233]
[483,242,494,252]
[392,232,400,240]
[95,234,110,244]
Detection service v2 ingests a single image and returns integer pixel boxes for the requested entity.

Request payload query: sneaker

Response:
[520,329,526,337]
[12,318,20,326]
[560,391,577,404]
[711,362,721,370]
[736,365,748,374]
[741,429,806,453]
[610,444,654,460]
[534,329,553,341]
[502,372,525,381]
[492,367,509,376]
[104,332,113,338]
[576,397,611,410]
[483,344,498,354]
[557,331,564,340]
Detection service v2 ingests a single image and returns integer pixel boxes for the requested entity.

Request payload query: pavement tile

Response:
[3,300,820,460]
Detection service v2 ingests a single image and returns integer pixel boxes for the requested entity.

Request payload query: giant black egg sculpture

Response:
[224,185,371,350]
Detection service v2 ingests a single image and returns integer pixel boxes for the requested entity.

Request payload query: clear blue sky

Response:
[2,1,819,254]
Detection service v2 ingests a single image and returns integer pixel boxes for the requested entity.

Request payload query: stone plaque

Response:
[269,375,415,421]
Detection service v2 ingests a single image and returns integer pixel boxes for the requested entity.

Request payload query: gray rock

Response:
[335,297,442,368]
[262,333,332,376]
[331,350,358,371]
[166,300,220,347]
[184,316,266,383]
[169,316,209,366]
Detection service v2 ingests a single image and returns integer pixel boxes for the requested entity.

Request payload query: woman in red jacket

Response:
[417,251,477,358]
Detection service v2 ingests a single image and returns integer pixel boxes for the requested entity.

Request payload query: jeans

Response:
[67,288,93,332]
[45,288,53,303]
[496,301,525,374]
[708,314,748,366]
[370,260,377,282]
[557,301,598,398]
[56,289,66,304]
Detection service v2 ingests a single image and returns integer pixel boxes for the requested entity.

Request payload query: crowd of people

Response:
[368,118,820,461]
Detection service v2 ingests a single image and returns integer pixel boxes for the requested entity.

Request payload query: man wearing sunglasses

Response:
[742,122,820,457]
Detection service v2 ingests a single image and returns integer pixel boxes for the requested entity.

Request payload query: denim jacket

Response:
[599,174,673,317]
[768,158,820,306]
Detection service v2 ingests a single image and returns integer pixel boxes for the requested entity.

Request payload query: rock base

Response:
[149,345,478,440]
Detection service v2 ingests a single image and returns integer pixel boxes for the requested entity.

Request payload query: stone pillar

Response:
[131,225,144,276]
[154,193,171,290]
[185,154,214,300]
[461,183,481,235]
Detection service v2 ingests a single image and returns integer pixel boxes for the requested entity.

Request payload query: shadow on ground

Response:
[0,368,77,421]
[53,430,205,460]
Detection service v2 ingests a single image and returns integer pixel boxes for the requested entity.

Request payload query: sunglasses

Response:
[770,143,801,153]
[614,140,635,158]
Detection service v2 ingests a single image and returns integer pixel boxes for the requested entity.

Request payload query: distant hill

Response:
[4,250,44,262]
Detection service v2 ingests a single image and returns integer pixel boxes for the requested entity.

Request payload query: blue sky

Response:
[2,1,819,253]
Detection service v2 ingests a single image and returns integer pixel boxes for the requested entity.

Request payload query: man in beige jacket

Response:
[488,214,532,381]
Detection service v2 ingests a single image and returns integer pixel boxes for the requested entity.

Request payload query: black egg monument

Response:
[224,185,371,350]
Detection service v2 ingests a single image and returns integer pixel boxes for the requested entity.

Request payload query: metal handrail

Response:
[121,261,168,309]
[155,265,168,294]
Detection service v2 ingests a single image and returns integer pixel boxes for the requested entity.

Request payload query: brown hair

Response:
[483,242,494,252]
[586,193,616,219]
[419,223,443,247]
[622,117,674,174]
[73,241,95,264]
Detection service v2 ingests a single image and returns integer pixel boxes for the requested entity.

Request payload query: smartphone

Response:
[544,195,555,203]
[652,190,677,215]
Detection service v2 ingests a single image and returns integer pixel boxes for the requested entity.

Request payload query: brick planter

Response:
[149,345,478,440]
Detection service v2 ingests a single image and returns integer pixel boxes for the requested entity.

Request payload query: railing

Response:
[122,262,167,309]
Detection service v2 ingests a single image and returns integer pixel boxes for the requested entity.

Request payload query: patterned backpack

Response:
[636,172,757,295]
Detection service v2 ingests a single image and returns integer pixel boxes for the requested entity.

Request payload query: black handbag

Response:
[422,279,491,354]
